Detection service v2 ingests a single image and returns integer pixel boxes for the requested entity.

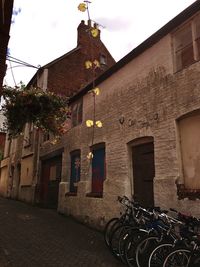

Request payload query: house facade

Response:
[0,20,115,208]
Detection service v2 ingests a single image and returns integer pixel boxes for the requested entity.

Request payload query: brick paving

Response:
[0,197,123,267]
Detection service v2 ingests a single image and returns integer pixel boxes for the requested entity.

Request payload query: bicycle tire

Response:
[162,248,191,267]
[118,226,143,264]
[109,224,134,260]
[124,228,149,267]
[104,217,119,247]
[148,242,174,267]
[135,235,161,267]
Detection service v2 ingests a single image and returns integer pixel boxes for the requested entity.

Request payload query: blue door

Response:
[92,147,105,196]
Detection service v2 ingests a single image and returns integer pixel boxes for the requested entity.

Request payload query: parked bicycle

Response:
[104,195,200,267]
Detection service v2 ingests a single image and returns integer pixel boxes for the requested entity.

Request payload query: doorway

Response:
[39,155,62,208]
[132,141,155,207]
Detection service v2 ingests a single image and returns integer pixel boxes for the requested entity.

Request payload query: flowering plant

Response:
[2,85,70,137]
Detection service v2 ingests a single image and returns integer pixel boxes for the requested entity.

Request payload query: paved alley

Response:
[0,197,122,267]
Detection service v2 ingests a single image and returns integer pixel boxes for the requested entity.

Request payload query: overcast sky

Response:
[4,0,196,87]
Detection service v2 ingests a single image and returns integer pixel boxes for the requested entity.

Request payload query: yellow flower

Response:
[87,152,93,160]
[93,60,100,68]
[95,120,103,128]
[50,139,58,145]
[91,28,99,38]
[78,3,87,12]
[86,120,94,127]
[85,60,93,69]
[93,87,100,95]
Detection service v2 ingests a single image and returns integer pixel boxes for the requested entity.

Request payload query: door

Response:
[39,156,62,208]
[132,142,155,207]
[91,146,105,196]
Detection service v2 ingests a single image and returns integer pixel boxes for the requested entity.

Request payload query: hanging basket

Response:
[2,86,70,137]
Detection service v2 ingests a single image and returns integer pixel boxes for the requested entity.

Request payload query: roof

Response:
[69,0,200,103]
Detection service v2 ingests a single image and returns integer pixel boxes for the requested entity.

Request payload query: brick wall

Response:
[58,28,200,227]
[0,0,14,91]
[47,20,115,96]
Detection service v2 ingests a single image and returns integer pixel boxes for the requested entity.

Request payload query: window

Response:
[99,54,107,68]
[24,123,33,147]
[194,15,200,59]
[87,144,106,198]
[43,132,50,142]
[178,113,200,190]
[4,135,11,158]
[69,150,81,194]
[177,112,200,200]
[173,14,200,71]
[71,99,83,127]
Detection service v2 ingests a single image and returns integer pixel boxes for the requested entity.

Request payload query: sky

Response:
[4,0,197,87]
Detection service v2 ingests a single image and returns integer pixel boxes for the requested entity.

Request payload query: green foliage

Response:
[2,85,69,137]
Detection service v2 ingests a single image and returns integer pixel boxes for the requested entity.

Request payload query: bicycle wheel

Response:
[163,248,191,267]
[118,226,143,264]
[148,242,174,267]
[104,217,119,247]
[125,229,149,267]
[110,224,133,260]
[135,235,160,267]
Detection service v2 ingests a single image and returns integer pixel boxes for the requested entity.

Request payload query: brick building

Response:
[56,1,200,228]
[0,0,14,92]
[0,20,115,207]
[1,1,200,230]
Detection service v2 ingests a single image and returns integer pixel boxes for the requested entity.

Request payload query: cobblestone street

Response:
[0,197,122,267]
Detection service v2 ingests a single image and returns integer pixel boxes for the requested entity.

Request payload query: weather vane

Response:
[78,1,91,21]
[84,0,91,20]
[78,1,105,30]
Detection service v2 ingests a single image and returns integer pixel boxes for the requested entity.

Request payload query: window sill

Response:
[24,144,32,148]
[86,192,103,198]
[177,184,200,200]
[65,192,77,197]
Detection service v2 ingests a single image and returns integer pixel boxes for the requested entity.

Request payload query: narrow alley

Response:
[0,197,122,267]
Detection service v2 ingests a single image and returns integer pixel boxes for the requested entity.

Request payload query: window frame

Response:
[172,13,200,72]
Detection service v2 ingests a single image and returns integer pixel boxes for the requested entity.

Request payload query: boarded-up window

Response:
[91,145,105,196]
[179,113,200,189]
[174,24,194,71]
[173,15,200,72]
[69,150,81,193]
[195,15,200,60]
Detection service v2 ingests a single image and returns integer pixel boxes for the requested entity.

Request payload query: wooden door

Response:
[40,156,62,208]
[132,142,155,207]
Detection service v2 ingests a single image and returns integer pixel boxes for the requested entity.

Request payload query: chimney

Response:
[77,20,100,46]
